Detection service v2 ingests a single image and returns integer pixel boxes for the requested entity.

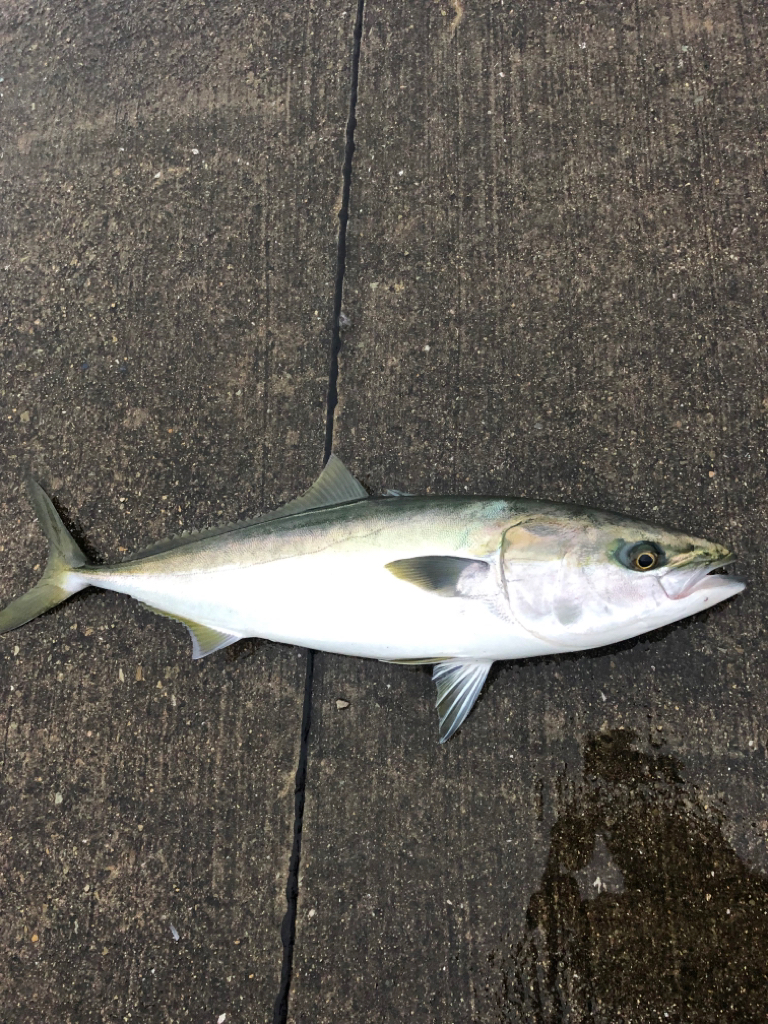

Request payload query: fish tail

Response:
[0,478,92,635]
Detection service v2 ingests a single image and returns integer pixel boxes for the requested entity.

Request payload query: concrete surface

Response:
[1,1,767,1023]
[0,1,351,1020]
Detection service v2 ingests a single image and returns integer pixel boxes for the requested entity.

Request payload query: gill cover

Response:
[501,515,592,644]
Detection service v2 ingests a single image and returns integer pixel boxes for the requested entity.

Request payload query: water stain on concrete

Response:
[492,730,768,1022]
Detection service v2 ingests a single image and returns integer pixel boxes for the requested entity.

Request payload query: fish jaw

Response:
[655,567,746,619]
[658,556,744,601]
[649,547,746,626]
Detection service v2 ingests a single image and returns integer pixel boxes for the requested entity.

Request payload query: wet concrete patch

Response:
[493,729,768,1022]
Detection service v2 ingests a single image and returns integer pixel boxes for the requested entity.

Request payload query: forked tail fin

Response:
[0,479,92,635]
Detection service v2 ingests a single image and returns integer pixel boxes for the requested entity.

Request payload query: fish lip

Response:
[659,556,744,601]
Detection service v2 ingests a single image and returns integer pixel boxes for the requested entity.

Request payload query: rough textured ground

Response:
[0,2,351,1020]
[1,2,767,1023]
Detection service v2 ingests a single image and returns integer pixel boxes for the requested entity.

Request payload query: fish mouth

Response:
[659,557,746,601]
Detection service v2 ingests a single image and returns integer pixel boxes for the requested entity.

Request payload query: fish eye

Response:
[622,542,665,572]
[634,550,657,570]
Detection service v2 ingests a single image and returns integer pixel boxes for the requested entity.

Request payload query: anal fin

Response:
[433,660,493,743]
[140,602,242,659]
[185,622,242,660]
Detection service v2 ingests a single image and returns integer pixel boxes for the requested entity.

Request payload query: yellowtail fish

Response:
[0,457,745,741]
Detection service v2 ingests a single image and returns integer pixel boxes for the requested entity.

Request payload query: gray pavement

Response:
[1,2,767,1022]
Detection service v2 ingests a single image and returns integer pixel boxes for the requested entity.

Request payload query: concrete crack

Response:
[273,2,365,1021]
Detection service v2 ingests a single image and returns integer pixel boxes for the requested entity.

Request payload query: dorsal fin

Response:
[123,455,369,561]
[277,453,369,512]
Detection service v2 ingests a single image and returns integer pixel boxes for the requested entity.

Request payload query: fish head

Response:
[501,506,745,651]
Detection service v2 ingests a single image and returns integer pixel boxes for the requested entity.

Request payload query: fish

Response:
[0,456,745,741]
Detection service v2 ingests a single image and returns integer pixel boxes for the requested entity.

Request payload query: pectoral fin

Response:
[433,660,493,742]
[385,556,489,596]
[140,602,241,659]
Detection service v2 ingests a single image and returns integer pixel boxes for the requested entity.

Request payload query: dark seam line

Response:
[273,2,365,1022]
[272,649,314,1024]
[324,0,365,466]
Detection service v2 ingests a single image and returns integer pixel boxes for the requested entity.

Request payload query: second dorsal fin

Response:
[124,455,369,561]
